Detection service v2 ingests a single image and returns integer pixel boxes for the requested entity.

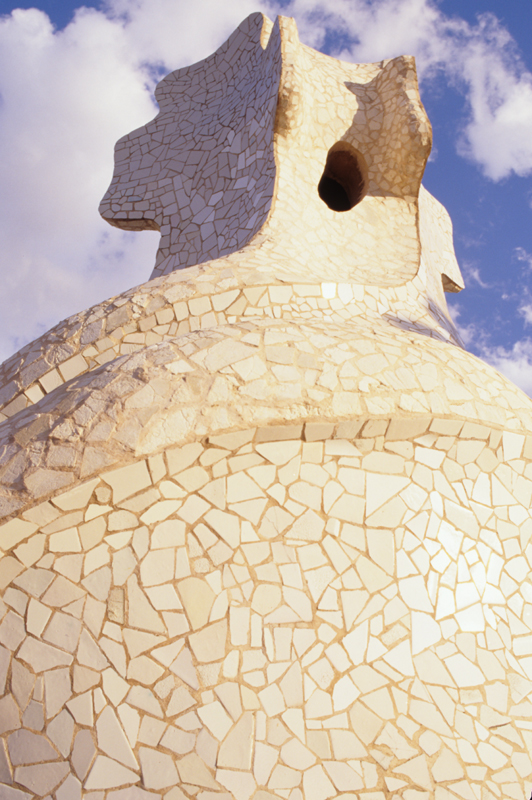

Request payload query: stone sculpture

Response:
[0,12,532,800]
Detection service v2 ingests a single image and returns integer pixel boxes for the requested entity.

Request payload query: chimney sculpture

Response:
[0,13,531,800]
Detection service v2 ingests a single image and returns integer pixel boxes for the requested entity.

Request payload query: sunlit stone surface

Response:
[1,12,532,800]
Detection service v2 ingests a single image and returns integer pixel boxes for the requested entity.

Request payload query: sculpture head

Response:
[99,12,463,295]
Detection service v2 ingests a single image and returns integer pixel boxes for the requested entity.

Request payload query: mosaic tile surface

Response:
[1,10,532,800]
[1,422,532,800]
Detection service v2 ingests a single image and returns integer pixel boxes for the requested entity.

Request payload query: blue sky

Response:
[0,0,532,394]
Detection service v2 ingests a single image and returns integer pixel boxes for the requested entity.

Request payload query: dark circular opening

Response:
[318,147,367,212]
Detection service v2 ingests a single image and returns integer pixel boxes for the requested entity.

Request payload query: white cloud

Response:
[454,17,532,180]
[102,0,260,68]
[0,0,531,362]
[0,6,163,360]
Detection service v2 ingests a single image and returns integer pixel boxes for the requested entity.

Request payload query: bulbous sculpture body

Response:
[0,13,531,800]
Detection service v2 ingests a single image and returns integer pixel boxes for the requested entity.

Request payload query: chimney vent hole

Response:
[318,144,368,212]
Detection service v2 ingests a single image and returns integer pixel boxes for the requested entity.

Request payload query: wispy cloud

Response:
[449,302,532,396]
[447,300,489,350]
[519,304,532,326]
[514,246,532,269]
[460,262,491,289]
[479,338,532,397]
